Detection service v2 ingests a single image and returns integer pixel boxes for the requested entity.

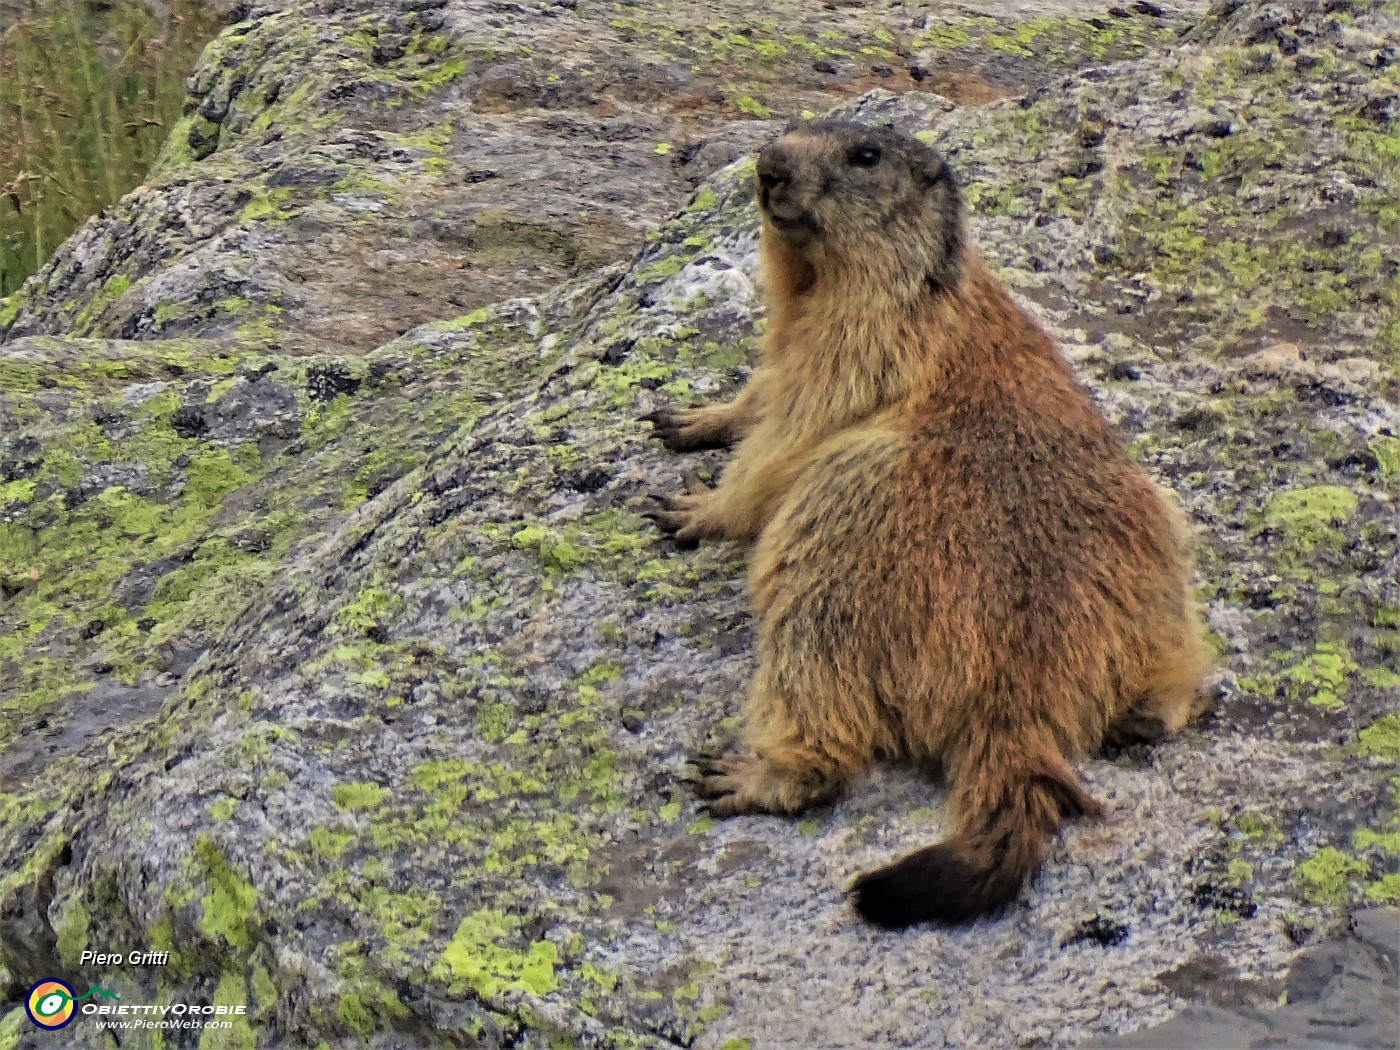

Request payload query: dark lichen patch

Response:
[1061,915,1130,948]
[1190,881,1259,922]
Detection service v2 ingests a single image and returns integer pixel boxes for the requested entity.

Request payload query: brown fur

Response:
[644,120,1212,928]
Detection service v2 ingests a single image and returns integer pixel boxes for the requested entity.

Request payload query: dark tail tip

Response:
[848,841,1024,929]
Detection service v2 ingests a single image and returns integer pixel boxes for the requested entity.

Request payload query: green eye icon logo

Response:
[25,979,119,1029]
[26,980,76,1029]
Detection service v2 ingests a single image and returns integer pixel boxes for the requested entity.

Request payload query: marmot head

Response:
[755,119,964,298]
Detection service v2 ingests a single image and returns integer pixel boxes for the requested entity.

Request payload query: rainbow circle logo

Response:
[26,979,77,1030]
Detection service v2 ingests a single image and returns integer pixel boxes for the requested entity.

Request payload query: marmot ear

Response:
[921,159,956,192]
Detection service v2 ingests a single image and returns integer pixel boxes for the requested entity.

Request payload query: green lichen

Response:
[512,525,589,572]
[0,1009,25,1050]
[239,187,294,225]
[334,969,408,1039]
[209,797,239,822]
[444,307,492,329]
[192,836,258,950]
[250,964,277,1019]
[433,910,560,998]
[1231,811,1284,847]
[1224,859,1254,886]
[1251,486,1359,567]
[1358,714,1400,760]
[333,782,391,812]
[54,898,91,964]
[329,171,401,203]
[331,588,404,637]
[153,301,187,329]
[1294,846,1368,905]
[1279,643,1359,711]
[1353,829,1400,856]
[1373,437,1400,481]
[73,274,132,333]
[0,290,27,328]
[404,56,466,99]
[734,96,772,118]
[914,13,1173,71]
[0,479,37,506]
[312,828,355,862]
[202,971,255,1050]
[1366,874,1400,903]
[688,186,719,212]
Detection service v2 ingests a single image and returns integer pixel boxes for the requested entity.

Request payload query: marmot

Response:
[642,119,1211,928]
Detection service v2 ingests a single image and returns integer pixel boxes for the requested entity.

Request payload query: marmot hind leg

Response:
[694,429,907,816]
[694,658,873,817]
[1103,617,1213,754]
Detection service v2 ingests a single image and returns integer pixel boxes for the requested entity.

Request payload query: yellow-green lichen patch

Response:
[433,909,560,998]
[0,290,28,328]
[942,34,1398,372]
[332,782,391,812]
[1227,810,1285,851]
[53,898,91,965]
[0,346,324,740]
[0,1008,25,1050]
[1251,486,1359,564]
[309,827,355,860]
[192,836,258,951]
[209,797,239,822]
[250,963,277,1019]
[512,524,591,573]
[1293,846,1368,905]
[331,951,410,1038]
[1353,828,1400,857]
[914,12,1174,67]
[238,186,295,225]
[1277,643,1359,711]
[72,274,133,335]
[1366,874,1400,903]
[330,587,406,638]
[1372,437,1400,482]
[1358,714,1400,761]
[202,971,255,1050]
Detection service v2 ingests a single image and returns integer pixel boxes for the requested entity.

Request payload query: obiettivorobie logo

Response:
[23,977,246,1035]
[25,979,121,1030]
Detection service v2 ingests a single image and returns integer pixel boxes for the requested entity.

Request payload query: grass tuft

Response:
[0,0,219,296]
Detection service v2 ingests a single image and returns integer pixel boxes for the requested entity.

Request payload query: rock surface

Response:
[1089,907,1400,1049]
[1,0,1398,1047]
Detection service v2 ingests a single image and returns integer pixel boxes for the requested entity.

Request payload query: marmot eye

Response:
[848,145,881,168]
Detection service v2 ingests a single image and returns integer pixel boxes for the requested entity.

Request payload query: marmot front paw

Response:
[641,407,735,452]
[641,472,717,546]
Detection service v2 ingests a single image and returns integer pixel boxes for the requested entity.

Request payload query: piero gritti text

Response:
[79,950,170,966]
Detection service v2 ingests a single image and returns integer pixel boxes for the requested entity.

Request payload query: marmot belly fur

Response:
[643,119,1212,928]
